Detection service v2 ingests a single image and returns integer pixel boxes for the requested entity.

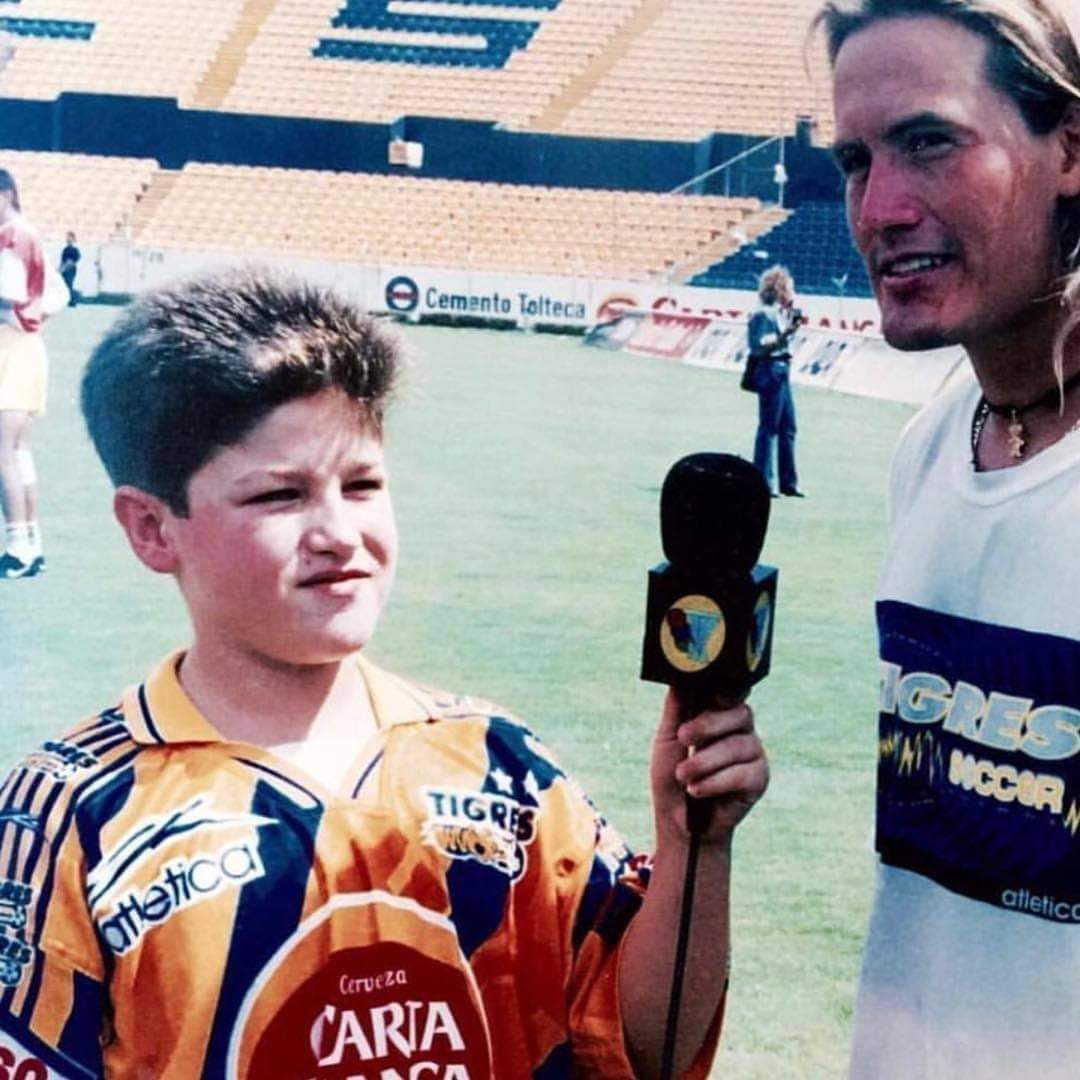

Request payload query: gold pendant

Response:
[1006,411,1025,459]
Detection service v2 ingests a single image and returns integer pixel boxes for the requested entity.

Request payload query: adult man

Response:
[747,265,805,497]
[819,0,1080,1075]
[58,231,80,306]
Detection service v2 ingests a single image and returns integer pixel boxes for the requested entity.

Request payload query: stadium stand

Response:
[0,19,93,42]
[217,0,831,139]
[0,0,239,102]
[129,163,779,279]
[219,0,622,126]
[0,0,860,293]
[529,0,832,141]
[691,201,872,298]
[0,0,831,138]
[0,149,157,243]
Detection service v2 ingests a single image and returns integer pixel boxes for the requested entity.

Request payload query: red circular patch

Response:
[248,941,491,1079]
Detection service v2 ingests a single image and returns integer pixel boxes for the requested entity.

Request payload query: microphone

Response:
[641,453,778,830]
[643,454,778,1080]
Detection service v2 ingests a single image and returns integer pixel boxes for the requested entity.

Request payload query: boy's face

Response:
[832,15,1075,353]
[164,389,397,667]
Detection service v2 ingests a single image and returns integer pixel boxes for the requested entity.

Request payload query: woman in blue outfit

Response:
[747,265,805,497]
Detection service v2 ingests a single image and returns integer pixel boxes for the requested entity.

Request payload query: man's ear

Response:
[1058,101,1080,198]
[113,486,181,574]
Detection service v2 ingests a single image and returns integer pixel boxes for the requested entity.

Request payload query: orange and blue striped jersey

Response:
[0,652,720,1078]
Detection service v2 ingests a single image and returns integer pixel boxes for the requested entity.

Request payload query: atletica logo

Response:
[420,788,537,880]
[87,796,276,908]
[1001,888,1080,922]
[97,839,266,955]
[89,797,276,955]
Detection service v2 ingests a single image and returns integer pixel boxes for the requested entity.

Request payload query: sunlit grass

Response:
[1,310,916,1078]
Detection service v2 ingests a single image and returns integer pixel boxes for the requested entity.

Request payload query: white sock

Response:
[26,520,42,558]
[5,524,33,563]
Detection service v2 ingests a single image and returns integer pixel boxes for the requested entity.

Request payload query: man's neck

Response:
[966,296,1068,405]
[967,305,1080,469]
[177,639,376,749]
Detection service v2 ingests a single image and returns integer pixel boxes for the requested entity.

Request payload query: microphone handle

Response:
[664,682,748,1075]
[679,685,745,836]
[686,788,714,836]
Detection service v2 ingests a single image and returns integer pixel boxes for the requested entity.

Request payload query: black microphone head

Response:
[660,453,770,574]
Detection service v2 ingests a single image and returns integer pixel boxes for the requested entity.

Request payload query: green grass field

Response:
[0,306,916,1078]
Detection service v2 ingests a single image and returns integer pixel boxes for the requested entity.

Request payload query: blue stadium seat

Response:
[423,0,559,6]
[0,16,93,40]
[320,1,540,69]
[690,201,873,298]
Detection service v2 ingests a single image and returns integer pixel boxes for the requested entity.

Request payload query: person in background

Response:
[747,265,805,497]
[59,230,80,307]
[0,166,47,579]
[817,0,1080,1075]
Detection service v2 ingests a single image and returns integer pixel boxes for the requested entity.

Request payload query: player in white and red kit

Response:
[0,167,48,579]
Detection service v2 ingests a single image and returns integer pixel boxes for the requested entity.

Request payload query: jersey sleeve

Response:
[552,781,721,1075]
[531,745,723,1079]
[0,743,111,1078]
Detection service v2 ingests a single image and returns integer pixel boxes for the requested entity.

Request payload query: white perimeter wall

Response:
[55,243,966,406]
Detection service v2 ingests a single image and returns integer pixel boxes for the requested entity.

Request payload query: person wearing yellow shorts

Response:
[0,167,47,580]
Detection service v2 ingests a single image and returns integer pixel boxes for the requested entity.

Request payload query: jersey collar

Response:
[122,650,442,746]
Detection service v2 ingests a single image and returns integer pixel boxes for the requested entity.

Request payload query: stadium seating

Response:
[535,0,832,141]
[0,0,237,103]
[0,149,157,242]
[0,18,93,41]
[0,1,869,295]
[128,162,765,280]
[691,201,872,298]
[0,0,833,140]
[222,0,832,139]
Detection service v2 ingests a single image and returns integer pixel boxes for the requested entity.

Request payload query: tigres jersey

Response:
[0,652,720,1078]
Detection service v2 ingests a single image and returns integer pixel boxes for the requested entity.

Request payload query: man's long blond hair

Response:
[814,0,1080,388]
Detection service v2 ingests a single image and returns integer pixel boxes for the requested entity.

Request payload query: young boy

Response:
[0,267,767,1078]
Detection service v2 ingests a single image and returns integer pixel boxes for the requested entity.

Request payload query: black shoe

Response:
[0,553,40,579]
[781,488,806,498]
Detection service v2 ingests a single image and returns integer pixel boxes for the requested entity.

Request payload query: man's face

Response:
[165,389,397,667]
[833,16,1070,352]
